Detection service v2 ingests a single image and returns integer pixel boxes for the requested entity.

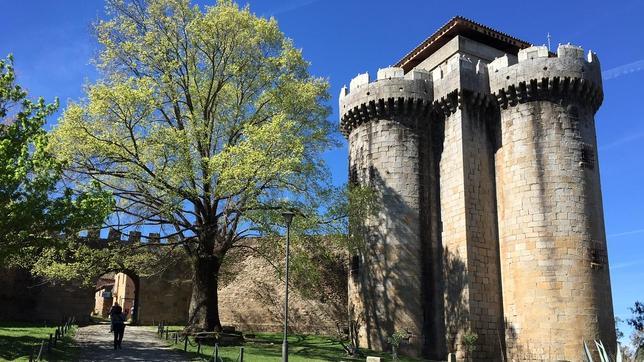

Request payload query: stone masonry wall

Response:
[218,248,347,334]
[421,113,447,360]
[490,44,615,360]
[137,264,193,325]
[0,250,346,336]
[461,103,504,360]
[438,108,469,357]
[347,119,425,356]
[495,100,615,360]
[0,268,94,324]
[437,103,503,361]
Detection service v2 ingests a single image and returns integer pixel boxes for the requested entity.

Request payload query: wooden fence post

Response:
[36,340,44,360]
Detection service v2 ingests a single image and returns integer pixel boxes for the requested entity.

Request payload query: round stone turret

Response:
[489,44,615,360]
[341,67,431,357]
[339,67,432,137]
[489,44,603,111]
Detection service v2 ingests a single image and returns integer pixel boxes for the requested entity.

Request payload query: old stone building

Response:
[0,232,346,334]
[92,273,115,317]
[0,231,193,326]
[91,272,137,319]
[340,16,616,361]
[112,272,136,318]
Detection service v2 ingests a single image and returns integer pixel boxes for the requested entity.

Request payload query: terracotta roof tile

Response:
[395,16,533,72]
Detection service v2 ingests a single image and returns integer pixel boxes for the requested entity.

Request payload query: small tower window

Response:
[368,165,377,187]
[349,164,358,185]
[567,105,582,129]
[581,144,595,169]
[350,255,361,281]
[568,105,580,120]
[590,240,607,269]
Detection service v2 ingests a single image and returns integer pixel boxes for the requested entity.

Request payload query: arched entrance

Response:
[91,270,140,325]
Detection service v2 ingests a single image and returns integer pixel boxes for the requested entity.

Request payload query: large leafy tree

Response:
[0,55,111,265]
[51,0,333,332]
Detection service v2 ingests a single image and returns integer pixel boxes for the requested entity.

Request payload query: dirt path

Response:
[75,324,194,361]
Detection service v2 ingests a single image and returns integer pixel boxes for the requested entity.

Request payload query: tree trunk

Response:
[186,254,222,332]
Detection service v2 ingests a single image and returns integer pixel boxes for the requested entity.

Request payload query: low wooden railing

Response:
[157,321,245,361]
[28,316,75,361]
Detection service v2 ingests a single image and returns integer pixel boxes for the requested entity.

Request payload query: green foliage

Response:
[49,0,336,328]
[241,183,379,313]
[0,55,112,266]
[163,330,424,361]
[0,322,78,361]
[462,331,478,353]
[29,236,188,287]
[387,330,408,349]
[343,184,380,254]
[51,0,334,252]
[387,330,408,361]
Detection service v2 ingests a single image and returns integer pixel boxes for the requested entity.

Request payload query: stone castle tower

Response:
[339,17,615,361]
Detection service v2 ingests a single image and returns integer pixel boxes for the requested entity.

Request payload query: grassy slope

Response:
[0,323,78,361]
[159,328,424,362]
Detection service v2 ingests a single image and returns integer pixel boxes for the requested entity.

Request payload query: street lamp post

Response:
[281,211,295,362]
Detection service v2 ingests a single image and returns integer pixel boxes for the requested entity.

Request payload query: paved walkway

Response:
[75,324,194,361]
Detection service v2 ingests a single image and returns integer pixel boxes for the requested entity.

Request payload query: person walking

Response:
[109,303,126,350]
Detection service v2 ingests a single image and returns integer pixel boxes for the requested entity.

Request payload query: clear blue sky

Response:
[1,0,642,339]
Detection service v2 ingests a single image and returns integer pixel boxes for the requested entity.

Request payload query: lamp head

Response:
[282,211,295,226]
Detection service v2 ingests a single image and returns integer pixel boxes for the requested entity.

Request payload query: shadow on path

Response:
[75,324,194,361]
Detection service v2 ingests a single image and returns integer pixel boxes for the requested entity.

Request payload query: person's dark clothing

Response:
[112,323,125,349]
[109,304,126,350]
[109,304,123,316]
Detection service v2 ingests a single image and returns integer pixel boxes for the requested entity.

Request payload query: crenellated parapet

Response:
[430,54,495,117]
[78,228,166,248]
[489,44,603,111]
[339,67,432,136]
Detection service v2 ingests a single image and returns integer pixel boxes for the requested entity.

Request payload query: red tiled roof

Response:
[395,16,533,72]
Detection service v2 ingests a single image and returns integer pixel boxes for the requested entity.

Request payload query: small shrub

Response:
[462,331,478,360]
[387,330,408,361]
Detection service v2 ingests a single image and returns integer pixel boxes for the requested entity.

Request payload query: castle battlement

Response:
[339,67,432,135]
[431,55,492,113]
[489,44,603,110]
[78,228,171,247]
[342,67,433,94]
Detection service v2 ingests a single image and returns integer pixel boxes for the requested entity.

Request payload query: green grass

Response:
[158,327,425,361]
[0,322,78,361]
